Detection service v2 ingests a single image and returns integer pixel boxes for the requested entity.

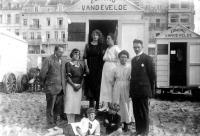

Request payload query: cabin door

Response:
[170,42,187,86]
[89,20,118,45]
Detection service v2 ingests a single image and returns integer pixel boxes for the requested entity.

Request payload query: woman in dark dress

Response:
[83,29,106,109]
[64,48,85,123]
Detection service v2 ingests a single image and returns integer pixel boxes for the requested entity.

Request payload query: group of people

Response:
[40,29,156,136]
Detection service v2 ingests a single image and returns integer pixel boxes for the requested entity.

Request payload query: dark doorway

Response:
[170,42,187,86]
[89,20,118,44]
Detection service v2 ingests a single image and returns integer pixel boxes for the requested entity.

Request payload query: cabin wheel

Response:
[2,73,17,93]
[17,74,29,92]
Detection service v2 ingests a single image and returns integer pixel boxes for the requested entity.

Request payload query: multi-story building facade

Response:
[143,0,195,56]
[168,0,195,30]
[0,0,24,35]
[21,0,72,68]
[0,0,196,69]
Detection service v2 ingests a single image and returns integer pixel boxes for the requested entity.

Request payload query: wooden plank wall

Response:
[156,55,169,87]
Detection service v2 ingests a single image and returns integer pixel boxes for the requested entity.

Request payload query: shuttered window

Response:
[157,44,168,55]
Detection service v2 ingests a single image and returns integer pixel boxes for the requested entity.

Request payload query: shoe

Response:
[46,123,56,129]
[123,123,128,132]
[130,132,142,136]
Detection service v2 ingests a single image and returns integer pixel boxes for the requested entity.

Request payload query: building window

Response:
[58,18,63,26]
[170,15,179,23]
[32,19,40,28]
[170,2,179,9]
[30,32,34,40]
[68,23,86,41]
[54,31,58,40]
[61,31,65,41]
[156,19,160,27]
[157,44,168,55]
[23,19,27,26]
[23,32,27,39]
[0,15,2,24]
[156,33,160,37]
[34,6,38,12]
[181,0,189,9]
[180,14,189,23]
[37,32,41,39]
[57,4,63,12]
[7,14,11,24]
[47,18,50,26]
[46,31,50,40]
[15,29,19,35]
[15,14,20,24]
[28,45,40,54]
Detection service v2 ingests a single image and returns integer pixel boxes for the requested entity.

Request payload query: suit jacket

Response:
[130,53,156,98]
[40,54,66,95]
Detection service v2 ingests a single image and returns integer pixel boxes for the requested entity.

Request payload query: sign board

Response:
[65,0,143,12]
[157,24,200,39]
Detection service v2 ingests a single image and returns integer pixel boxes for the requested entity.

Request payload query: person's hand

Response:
[74,84,81,92]
[105,119,109,124]
[111,123,116,126]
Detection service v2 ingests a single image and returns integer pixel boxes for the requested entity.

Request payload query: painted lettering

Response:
[91,0,117,4]
[171,28,186,34]
[82,4,127,11]
[165,33,192,38]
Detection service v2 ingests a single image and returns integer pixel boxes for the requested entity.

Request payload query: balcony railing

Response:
[44,38,67,43]
[149,23,167,31]
[29,25,41,29]
[54,25,66,29]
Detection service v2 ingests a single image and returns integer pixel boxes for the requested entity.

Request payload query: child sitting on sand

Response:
[45,108,100,136]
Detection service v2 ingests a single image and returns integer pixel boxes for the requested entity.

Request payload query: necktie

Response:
[136,56,140,61]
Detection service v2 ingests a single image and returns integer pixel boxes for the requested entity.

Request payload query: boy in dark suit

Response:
[103,103,122,135]
[130,39,156,136]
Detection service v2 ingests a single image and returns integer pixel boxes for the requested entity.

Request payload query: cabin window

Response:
[28,45,40,54]
[68,23,86,41]
[157,44,168,55]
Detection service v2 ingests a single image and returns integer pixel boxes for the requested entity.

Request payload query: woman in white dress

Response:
[99,33,121,111]
[64,48,85,123]
[112,50,134,132]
